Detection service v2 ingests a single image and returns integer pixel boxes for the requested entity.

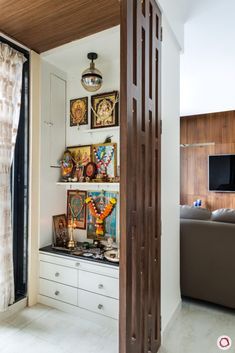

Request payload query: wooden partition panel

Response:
[120,1,162,353]
[181,111,235,210]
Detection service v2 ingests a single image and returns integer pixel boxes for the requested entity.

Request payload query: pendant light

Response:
[81,52,103,92]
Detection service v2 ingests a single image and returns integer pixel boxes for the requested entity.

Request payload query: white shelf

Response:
[77,126,120,134]
[56,182,120,191]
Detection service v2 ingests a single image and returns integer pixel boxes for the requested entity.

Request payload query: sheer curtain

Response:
[0,42,26,311]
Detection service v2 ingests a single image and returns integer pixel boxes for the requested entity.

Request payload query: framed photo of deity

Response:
[67,190,87,229]
[92,143,117,178]
[91,91,119,129]
[70,97,88,127]
[52,214,69,247]
[67,145,92,167]
[86,191,118,241]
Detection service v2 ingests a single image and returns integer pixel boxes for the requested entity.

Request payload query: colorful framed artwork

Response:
[86,191,118,241]
[91,91,119,129]
[92,143,117,177]
[70,97,88,127]
[52,214,69,247]
[67,145,92,167]
[67,190,87,229]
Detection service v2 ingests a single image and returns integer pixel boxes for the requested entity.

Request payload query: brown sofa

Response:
[180,206,235,308]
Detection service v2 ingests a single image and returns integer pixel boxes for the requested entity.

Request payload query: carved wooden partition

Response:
[120,1,162,353]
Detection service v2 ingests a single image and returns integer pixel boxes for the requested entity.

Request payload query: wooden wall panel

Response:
[181,111,235,210]
[120,1,161,352]
[0,0,120,53]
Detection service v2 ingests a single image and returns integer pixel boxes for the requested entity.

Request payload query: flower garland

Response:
[85,196,117,237]
[93,146,114,174]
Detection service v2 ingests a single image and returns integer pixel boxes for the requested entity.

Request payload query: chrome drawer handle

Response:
[98,304,103,310]
[75,262,80,267]
[55,272,60,277]
[55,291,60,296]
[98,284,104,289]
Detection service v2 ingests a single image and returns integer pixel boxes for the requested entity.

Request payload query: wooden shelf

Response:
[56,182,120,191]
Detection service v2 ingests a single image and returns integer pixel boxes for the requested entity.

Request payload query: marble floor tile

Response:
[1,301,235,353]
[161,299,235,353]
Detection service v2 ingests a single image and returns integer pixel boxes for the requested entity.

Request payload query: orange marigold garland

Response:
[85,196,117,237]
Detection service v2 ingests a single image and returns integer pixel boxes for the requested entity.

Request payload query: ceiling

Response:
[0,0,120,53]
[42,26,120,74]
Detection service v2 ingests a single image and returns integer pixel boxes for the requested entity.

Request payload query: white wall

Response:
[181,0,235,116]
[40,61,67,247]
[161,15,181,332]
[158,0,186,49]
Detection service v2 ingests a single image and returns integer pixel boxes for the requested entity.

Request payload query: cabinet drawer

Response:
[39,278,77,306]
[79,271,119,299]
[78,289,119,320]
[39,253,79,269]
[78,261,119,279]
[40,261,78,287]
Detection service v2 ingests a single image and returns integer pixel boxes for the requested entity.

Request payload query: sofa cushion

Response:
[180,205,211,220]
[211,208,235,223]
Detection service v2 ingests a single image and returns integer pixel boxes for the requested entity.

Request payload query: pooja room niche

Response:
[38,26,120,322]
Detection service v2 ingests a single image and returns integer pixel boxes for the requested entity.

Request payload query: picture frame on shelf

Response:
[84,162,97,180]
[67,190,87,229]
[67,145,92,167]
[86,191,118,241]
[92,143,117,178]
[91,91,119,129]
[52,214,69,247]
[70,97,88,127]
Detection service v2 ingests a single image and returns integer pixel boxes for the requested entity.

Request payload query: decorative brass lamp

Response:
[67,219,76,250]
[81,53,103,92]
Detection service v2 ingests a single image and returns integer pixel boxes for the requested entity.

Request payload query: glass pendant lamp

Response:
[81,52,103,92]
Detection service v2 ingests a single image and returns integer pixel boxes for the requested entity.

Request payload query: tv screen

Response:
[209,155,235,192]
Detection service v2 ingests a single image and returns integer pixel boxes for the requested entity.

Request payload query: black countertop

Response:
[39,245,119,268]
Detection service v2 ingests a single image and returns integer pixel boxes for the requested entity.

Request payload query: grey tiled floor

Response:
[1,301,235,353]
[160,300,235,353]
[0,304,118,353]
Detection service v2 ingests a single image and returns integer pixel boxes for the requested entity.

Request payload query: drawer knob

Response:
[98,284,104,289]
[75,262,80,267]
[54,291,60,296]
[55,272,60,277]
[98,304,103,310]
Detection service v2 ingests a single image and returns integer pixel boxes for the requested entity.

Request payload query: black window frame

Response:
[0,36,30,301]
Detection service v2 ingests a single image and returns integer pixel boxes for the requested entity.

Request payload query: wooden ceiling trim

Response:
[0,0,120,53]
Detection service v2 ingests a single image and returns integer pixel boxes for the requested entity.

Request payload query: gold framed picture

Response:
[70,97,88,126]
[67,145,92,167]
[52,214,69,247]
[91,91,119,129]
[92,143,117,177]
[67,190,87,229]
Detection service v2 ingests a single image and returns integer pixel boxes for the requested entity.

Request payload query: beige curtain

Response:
[0,42,26,311]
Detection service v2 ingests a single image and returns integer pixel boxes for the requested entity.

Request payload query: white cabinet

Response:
[38,252,119,321]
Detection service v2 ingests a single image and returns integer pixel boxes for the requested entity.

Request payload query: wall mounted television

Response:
[209,154,235,192]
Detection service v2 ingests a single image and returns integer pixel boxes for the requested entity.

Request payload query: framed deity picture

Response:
[67,190,87,229]
[91,91,119,129]
[70,97,88,127]
[67,145,92,167]
[86,191,118,241]
[52,214,69,247]
[92,143,117,177]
